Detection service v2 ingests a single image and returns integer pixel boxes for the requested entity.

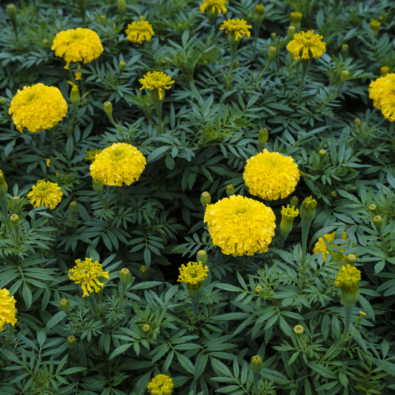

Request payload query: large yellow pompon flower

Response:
[335,265,361,291]
[27,180,63,209]
[139,72,175,100]
[204,195,276,256]
[125,20,155,44]
[313,231,349,261]
[9,84,68,133]
[381,95,395,122]
[0,288,17,332]
[147,374,174,395]
[178,262,209,290]
[243,149,300,201]
[90,143,146,187]
[52,28,103,69]
[220,19,252,41]
[287,30,326,61]
[68,258,110,298]
[200,0,227,14]
[369,74,395,110]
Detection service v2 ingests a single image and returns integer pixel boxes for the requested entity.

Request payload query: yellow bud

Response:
[67,335,77,349]
[119,60,126,72]
[70,86,80,109]
[118,0,126,14]
[268,46,277,59]
[70,201,78,212]
[201,191,211,208]
[119,268,131,285]
[42,39,48,44]
[354,118,361,126]
[60,299,70,313]
[373,215,383,230]
[255,285,262,293]
[197,250,208,265]
[370,20,381,36]
[271,33,276,41]
[7,4,17,20]
[226,184,235,197]
[369,204,377,211]
[381,66,389,77]
[258,128,269,144]
[255,5,264,15]
[341,70,349,82]
[319,149,326,159]
[342,44,348,52]
[143,324,150,332]
[250,355,263,374]
[294,325,304,335]
[288,26,295,40]
[10,214,19,228]
[103,101,112,114]
[0,97,5,105]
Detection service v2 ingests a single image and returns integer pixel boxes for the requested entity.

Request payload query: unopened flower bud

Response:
[92,178,103,195]
[271,33,276,42]
[143,324,150,332]
[0,171,8,198]
[287,26,295,40]
[201,191,211,208]
[70,201,78,212]
[119,268,131,285]
[258,128,269,145]
[226,184,235,197]
[7,4,17,20]
[331,191,337,197]
[76,0,88,7]
[234,60,240,70]
[290,196,298,207]
[255,4,264,14]
[369,204,377,211]
[381,66,389,77]
[139,265,149,281]
[103,101,112,114]
[342,44,348,53]
[67,335,77,349]
[346,254,357,266]
[12,196,20,202]
[354,118,361,126]
[294,325,304,335]
[373,215,383,230]
[118,0,126,14]
[300,196,317,224]
[197,250,208,265]
[42,39,48,44]
[119,60,126,73]
[370,20,381,36]
[100,15,107,24]
[60,299,71,313]
[268,46,277,60]
[290,12,302,31]
[319,149,326,159]
[250,355,263,374]
[70,86,80,110]
[139,15,145,21]
[255,285,262,293]
[10,214,19,228]
[0,98,5,105]
[341,70,349,82]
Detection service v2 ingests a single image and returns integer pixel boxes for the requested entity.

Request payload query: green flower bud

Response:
[287,26,295,40]
[197,250,208,265]
[226,184,235,197]
[300,196,317,224]
[373,215,383,230]
[92,178,103,195]
[118,0,126,14]
[143,324,150,332]
[290,12,302,31]
[294,325,304,335]
[12,196,20,203]
[255,285,262,293]
[70,86,80,109]
[258,128,269,145]
[381,66,389,77]
[119,268,131,285]
[341,70,349,82]
[10,214,19,228]
[69,201,78,212]
[42,39,48,45]
[67,335,77,349]
[119,60,126,72]
[0,98,6,105]
[271,33,276,42]
[139,15,145,21]
[290,196,298,207]
[7,4,17,20]
[369,204,377,211]
[346,254,357,266]
[139,265,149,281]
[255,4,265,15]
[103,101,113,115]
[331,191,337,197]
[0,171,8,198]
[370,20,380,36]
[250,355,263,375]
[354,118,361,126]
[268,46,277,60]
[201,191,211,208]
[60,299,71,313]
[342,44,348,53]
[100,15,107,24]
[319,149,326,160]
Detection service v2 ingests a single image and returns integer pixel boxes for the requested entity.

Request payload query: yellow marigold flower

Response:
[335,264,361,291]
[204,195,276,256]
[51,28,103,69]
[220,19,252,41]
[68,258,110,298]
[0,288,17,332]
[27,180,63,209]
[147,374,174,395]
[125,20,155,44]
[293,325,304,335]
[9,83,68,133]
[368,74,395,110]
[281,205,299,223]
[178,262,209,290]
[200,0,227,14]
[381,95,395,122]
[46,159,51,167]
[313,231,349,261]
[290,12,302,22]
[90,143,146,187]
[243,149,300,201]
[139,71,175,101]
[370,20,381,34]
[85,149,102,162]
[287,30,326,61]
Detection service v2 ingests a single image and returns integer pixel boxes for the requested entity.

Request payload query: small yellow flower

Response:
[125,20,155,44]
[293,325,304,335]
[287,30,326,61]
[178,262,209,290]
[313,231,349,261]
[220,19,252,41]
[46,159,51,167]
[9,84,68,133]
[52,28,103,69]
[27,180,63,209]
[147,374,174,395]
[200,0,227,14]
[68,258,110,298]
[243,149,300,201]
[204,195,276,256]
[335,265,361,291]
[290,12,302,22]
[139,71,175,101]
[281,205,299,223]
[370,20,381,35]
[85,149,102,162]
[0,288,17,332]
[90,143,146,187]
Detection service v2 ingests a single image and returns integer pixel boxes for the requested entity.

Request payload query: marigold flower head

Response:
[220,19,252,41]
[0,288,17,332]
[313,231,349,261]
[200,0,227,14]
[204,195,276,256]
[68,258,110,298]
[335,264,361,291]
[9,83,68,133]
[178,262,209,290]
[90,143,146,187]
[281,205,299,223]
[139,71,175,100]
[287,30,326,61]
[290,12,302,22]
[85,149,102,162]
[125,20,155,44]
[381,95,395,122]
[27,180,63,209]
[147,374,174,395]
[52,28,103,69]
[243,149,300,201]
[368,74,395,110]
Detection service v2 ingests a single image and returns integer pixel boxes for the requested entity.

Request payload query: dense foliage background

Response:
[1,0,395,394]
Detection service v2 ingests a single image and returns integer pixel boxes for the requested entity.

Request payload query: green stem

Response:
[229,43,238,75]
[301,218,312,259]
[297,59,310,105]
[151,90,164,133]
[0,195,8,222]
[316,83,343,112]
[87,293,97,315]
[342,304,354,341]
[256,58,273,83]
[253,373,260,395]
[377,228,390,257]
[191,297,200,321]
